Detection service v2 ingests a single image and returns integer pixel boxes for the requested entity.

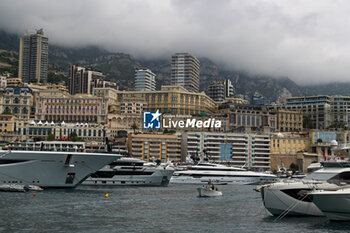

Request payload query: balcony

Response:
[253,152,270,155]
[230,156,246,160]
[231,142,247,146]
[254,138,270,142]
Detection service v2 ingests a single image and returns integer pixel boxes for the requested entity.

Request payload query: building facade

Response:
[270,133,310,172]
[18,29,48,83]
[16,121,106,142]
[286,95,331,129]
[35,89,107,123]
[272,109,303,132]
[331,96,350,128]
[207,80,234,102]
[135,69,156,91]
[0,115,16,133]
[225,105,276,133]
[1,87,34,120]
[114,85,216,116]
[127,134,182,163]
[182,132,271,171]
[171,53,200,93]
[68,65,117,95]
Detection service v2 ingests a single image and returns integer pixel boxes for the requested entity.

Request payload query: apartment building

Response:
[68,65,117,95]
[18,29,48,83]
[135,69,156,91]
[127,134,182,163]
[286,95,331,129]
[171,53,200,93]
[182,132,271,171]
[207,80,234,102]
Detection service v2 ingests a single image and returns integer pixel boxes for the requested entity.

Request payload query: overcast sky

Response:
[1,0,350,85]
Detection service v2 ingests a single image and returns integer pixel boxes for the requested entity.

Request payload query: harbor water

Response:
[1,184,350,233]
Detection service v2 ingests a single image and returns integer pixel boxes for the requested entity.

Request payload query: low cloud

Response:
[1,0,350,85]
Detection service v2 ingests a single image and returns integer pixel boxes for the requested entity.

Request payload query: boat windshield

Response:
[304,172,337,181]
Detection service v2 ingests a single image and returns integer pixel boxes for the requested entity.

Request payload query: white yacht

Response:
[82,157,174,186]
[260,160,350,216]
[170,162,276,185]
[0,149,121,188]
[309,187,350,221]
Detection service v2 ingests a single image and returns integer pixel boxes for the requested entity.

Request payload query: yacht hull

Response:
[261,181,337,216]
[170,176,274,185]
[82,168,174,186]
[310,191,350,221]
[0,150,121,188]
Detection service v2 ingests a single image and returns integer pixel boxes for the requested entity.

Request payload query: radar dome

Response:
[330,140,338,146]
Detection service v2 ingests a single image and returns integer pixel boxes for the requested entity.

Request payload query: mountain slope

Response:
[2,30,350,101]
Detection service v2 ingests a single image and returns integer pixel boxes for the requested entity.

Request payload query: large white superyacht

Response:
[0,141,122,188]
[82,157,174,186]
[170,162,276,185]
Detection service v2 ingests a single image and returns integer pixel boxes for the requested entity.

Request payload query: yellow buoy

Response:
[105,193,109,198]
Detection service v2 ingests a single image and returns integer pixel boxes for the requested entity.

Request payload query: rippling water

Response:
[1,184,350,232]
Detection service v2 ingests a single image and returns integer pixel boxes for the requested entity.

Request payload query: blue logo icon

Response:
[143,110,161,129]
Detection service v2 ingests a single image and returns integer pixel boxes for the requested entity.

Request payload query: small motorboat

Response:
[197,185,222,197]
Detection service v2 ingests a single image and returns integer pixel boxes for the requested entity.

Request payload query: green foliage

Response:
[290,163,299,171]
[47,133,55,141]
[131,122,138,134]
[69,132,84,142]
[317,138,323,143]
[33,136,46,142]
[2,110,12,115]
[303,116,313,129]
[47,72,67,85]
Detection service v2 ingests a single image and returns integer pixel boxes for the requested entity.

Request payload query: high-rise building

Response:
[171,53,200,93]
[18,29,48,84]
[208,80,234,101]
[135,69,156,91]
[68,65,117,95]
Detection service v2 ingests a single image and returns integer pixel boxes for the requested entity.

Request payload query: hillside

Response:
[2,30,350,102]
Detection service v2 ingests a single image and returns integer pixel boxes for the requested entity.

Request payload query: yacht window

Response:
[281,189,313,202]
[328,171,350,184]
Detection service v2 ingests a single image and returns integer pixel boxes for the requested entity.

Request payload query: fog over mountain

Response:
[1,0,350,85]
